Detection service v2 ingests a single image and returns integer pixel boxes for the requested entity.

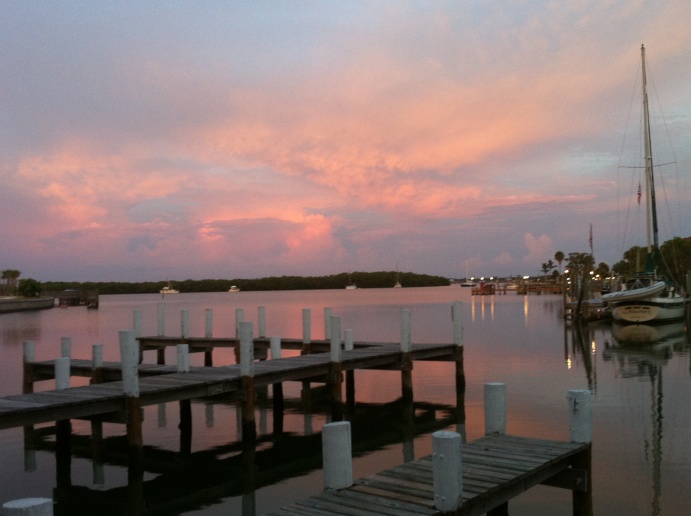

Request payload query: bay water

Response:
[0,287,689,514]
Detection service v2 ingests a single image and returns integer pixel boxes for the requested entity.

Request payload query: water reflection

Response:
[603,320,688,516]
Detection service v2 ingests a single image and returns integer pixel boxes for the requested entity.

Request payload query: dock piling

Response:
[258,306,266,338]
[329,316,343,421]
[22,341,35,394]
[432,430,463,512]
[322,421,353,490]
[484,382,507,435]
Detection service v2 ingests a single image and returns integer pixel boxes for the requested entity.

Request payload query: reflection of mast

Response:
[569,322,596,392]
[649,366,662,516]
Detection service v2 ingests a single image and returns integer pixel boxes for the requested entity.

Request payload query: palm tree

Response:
[554,251,564,274]
[2,270,21,295]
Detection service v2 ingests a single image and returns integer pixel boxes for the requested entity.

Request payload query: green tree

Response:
[1,269,21,295]
[18,278,42,298]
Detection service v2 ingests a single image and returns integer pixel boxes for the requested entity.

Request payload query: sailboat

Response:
[160,281,179,295]
[393,263,402,288]
[602,45,687,323]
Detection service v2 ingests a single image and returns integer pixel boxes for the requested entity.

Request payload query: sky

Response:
[2,1,690,282]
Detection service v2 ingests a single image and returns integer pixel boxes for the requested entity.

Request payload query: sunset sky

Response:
[2,1,690,282]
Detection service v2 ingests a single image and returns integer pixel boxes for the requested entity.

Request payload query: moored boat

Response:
[601,45,687,324]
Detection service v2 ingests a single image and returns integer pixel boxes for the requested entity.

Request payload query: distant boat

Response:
[601,45,687,324]
[394,264,402,288]
[345,271,357,289]
[461,260,475,287]
[160,281,179,294]
[228,286,241,292]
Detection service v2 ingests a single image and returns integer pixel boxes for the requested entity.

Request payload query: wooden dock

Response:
[267,433,590,516]
[1,342,457,431]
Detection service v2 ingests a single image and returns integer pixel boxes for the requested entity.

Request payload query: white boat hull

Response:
[611,298,687,323]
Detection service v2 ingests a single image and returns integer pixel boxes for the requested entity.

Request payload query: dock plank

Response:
[269,435,589,516]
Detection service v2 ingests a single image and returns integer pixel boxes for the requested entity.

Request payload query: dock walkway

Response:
[0,342,456,431]
[267,433,590,516]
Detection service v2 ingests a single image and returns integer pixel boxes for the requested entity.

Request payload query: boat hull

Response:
[611,298,687,323]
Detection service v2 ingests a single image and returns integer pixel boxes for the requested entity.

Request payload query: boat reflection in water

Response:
[604,319,688,516]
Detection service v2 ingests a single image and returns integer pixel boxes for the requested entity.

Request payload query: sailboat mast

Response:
[641,44,659,255]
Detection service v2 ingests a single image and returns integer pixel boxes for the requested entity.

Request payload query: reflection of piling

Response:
[400,309,415,463]
[54,355,72,492]
[568,389,593,516]
[270,336,284,435]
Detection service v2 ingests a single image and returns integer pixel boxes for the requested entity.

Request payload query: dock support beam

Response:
[204,308,213,366]
[452,302,466,438]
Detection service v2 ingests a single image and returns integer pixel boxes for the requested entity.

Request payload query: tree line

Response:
[32,271,449,296]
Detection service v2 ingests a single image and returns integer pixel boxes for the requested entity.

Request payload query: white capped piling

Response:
[157,303,165,336]
[92,344,104,384]
[60,337,71,359]
[239,321,254,377]
[324,308,332,340]
[484,382,507,435]
[119,330,140,397]
[270,336,282,360]
[432,430,463,512]
[258,306,266,338]
[400,309,411,352]
[177,344,190,372]
[23,341,35,394]
[119,330,143,451]
[1,498,54,516]
[344,329,353,351]
[567,389,593,443]
[235,308,245,338]
[181,309,190,339]
[322,421,353,490]
[302,308,312,344]
[452,301,463,346]
[92,344,103,368]
[239,321,256,442]
[329,316,342,363]
[204,309,213,338]
[55,357,70,390]
[133,310,142,338]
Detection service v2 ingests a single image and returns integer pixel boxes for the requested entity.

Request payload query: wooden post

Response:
[258,306,266,338]
[484,382,507,435]
[23,341,35,394]
[91,418,105,485]
[322,421,353,490]
[301,308,313,411]
[133,310,142,337]
[400,308,414,462]
[452,302,466,438]
[60,337,71,359]
[120,330,144,515]
[568,389,593,516]
[344,329,355,414]
[329,316,343,421]
[302,308,312,354]
[91,344,104,384]
[177,344,190,372]
[22,341,36,472]
[157,303,165,336]
[181,309,190,339]
[270,336,284,435]
[1,498,54,515]
[239,321,256,442]
[55,357,71,390]
[204,308,213,366]
[235,308,244,338]
[432,430,463,512]
[323,307,332,340]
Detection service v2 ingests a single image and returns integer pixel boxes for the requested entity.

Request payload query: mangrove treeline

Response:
[39,271,449,296]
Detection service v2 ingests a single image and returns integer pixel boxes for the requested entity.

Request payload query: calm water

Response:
[0,287,689,515]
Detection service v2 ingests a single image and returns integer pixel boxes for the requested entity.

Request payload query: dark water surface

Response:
[1,287,689,514]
